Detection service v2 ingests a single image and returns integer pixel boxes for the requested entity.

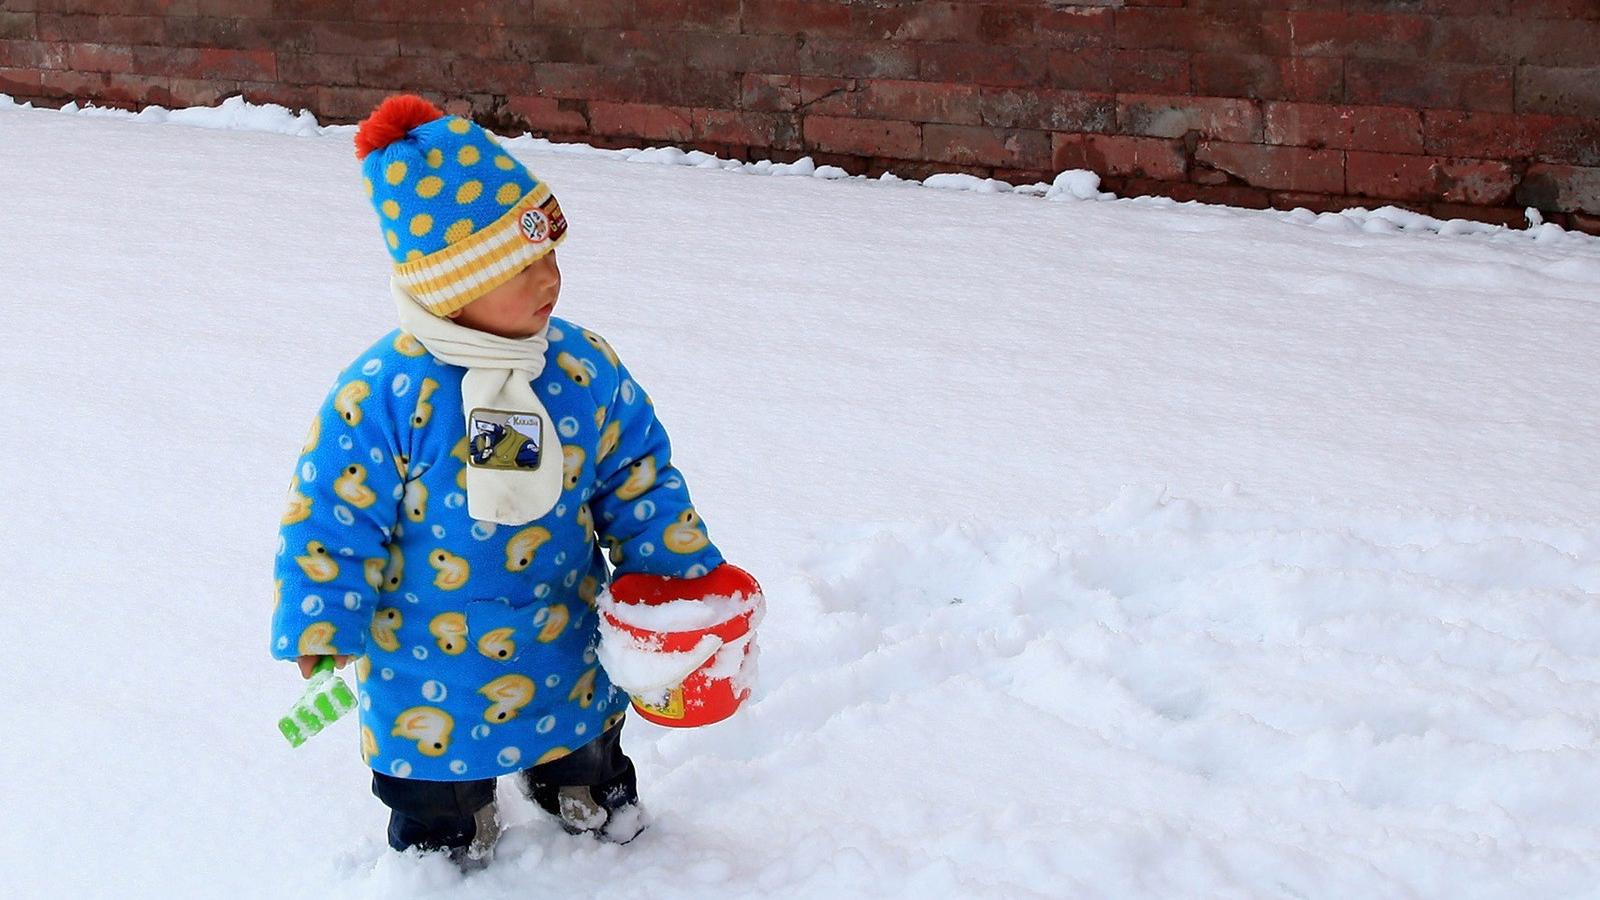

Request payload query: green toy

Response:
[278,657,358,747]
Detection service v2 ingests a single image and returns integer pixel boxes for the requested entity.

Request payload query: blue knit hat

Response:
[356,95,568,316]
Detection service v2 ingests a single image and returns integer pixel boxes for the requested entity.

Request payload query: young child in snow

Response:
[270,94,749,861]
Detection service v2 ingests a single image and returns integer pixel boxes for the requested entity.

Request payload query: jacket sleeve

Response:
[270,360,407,661]
[588,354,726,580]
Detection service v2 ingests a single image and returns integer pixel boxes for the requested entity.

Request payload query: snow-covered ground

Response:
[3,96,1599,899]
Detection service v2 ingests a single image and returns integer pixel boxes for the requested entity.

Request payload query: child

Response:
[270,94,747,862]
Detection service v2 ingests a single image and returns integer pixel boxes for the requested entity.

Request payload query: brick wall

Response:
[3,1,1599,232]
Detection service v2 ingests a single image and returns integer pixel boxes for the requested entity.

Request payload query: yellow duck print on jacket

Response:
[479,674,537,723]
[411,377,439,429]
[370,607,403,652]
[504,525,551,572]
[297,621,337,656]
[663,509,710,554]
[295,541,340,582]
[334,464,377,509]
[476,627,517,661]
[282,476,313,525]
[429,549,470,590]
[392,706,454,757]
[428,612,468,654]
[615,457,657,501]
[272,320,726,782]
[333,380,371,425]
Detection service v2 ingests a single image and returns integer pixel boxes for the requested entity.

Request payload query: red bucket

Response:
[601,565,762,728]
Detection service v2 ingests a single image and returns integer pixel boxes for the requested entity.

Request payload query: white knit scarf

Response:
[391,277,563,525]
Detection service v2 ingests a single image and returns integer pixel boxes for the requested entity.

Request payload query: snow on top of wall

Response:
[3,92,1593,249]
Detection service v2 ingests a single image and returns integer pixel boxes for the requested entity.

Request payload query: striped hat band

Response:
[394,181,569,316]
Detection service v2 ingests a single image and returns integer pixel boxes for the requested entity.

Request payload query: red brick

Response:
[534,63,663,104]
[676,66,740,107]
[1265,102,1423,153]
[1115,9,1285,55]
[855,1,984,43]
[879,159,991,182]
[743,73,856,116]
[797,38,917,80]
[1267,191,1390,215]
[578,30,687,69]
[1119,94,1264,142]
[0,11,34,41]
[0,66,42,95]
[919,42,1046,87]
[1426,202,1533,228]
[277,53,358,86]
[632,0,740,32]
[305,21,398,56]
[978,87,1115,132]
[682,32,799,74]
[1119,176,1273,209]
[1516,163,1600,214]
[131,46,275,81]
[1517,66,1600,118]
[37,14,164,45]
[589,100,694,141]
[166,76,233,108]
[1433,16,1600,66]
[1034,7,1114,50]
[355,55,450,91]
[195,0,271,14]
[803,115,921,158]
[1110,49,1188,93]
[65,41,133,74]
[1347,151,1517,204]
[1053,133,1188,180]
[39,69,173,107]
[1570,212,1600,236]
[314,85,393,123]
[529,0,634,29]
[1192,53,1341,102]
[1344,0,1506,12]
[858,78,980,125]
[235,79,320,111]
[1048,48,1112,92]
[974,5,1036,46]
[1345,59,1512,113]
[178,17,314,54]
[1274,11,1434,59]
[1423,110,1600,166]
[503,94,589,133]
[450,58,537,93]
[741,0,855,38]
[1511,0,1600,18]
[0,39,62,69]
[1195,141,1345,192]
[922,123,1052,168]
[693,107,799,149]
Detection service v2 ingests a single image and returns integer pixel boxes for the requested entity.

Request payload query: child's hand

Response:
[296,654,352,679]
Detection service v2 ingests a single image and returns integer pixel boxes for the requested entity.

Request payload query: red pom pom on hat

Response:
[354,94,446,159]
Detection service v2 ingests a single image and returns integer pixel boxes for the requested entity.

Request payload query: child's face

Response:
[447,251,561,338]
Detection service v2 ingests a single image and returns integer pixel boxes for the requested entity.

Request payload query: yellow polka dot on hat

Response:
[355,95,568,316]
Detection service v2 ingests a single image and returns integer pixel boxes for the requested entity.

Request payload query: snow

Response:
[599,591,754,633]
[3,96,1600,899]
[595,588,761,700]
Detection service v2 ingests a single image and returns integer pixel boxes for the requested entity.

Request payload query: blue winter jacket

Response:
[270,318,723,781]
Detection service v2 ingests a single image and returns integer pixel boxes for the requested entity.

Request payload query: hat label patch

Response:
[518,194,568,246]
[518,209,548,243]
[467,409,543,471]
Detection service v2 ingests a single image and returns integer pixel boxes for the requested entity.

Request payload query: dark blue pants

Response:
[371,722,638,852]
